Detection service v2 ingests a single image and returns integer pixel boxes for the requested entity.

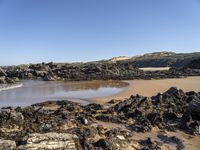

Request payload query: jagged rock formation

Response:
[0,67,7,76]
[0,88,199,149]
[185,58,200,69]
[0,67,17,84]
[3,62,143,81]
[1,52,200,84]
[1,61,200,84]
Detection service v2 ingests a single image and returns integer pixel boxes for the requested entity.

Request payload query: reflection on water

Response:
[0,80,128,107]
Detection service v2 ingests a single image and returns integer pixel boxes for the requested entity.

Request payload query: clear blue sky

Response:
[0,0,200,65]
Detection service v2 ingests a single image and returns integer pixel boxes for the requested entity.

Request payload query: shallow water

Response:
[0,80,128,107]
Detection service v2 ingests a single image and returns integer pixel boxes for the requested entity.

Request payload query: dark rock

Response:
[129,118,152,132]
[0,67,7,76]
[107,99,120,104]
[85,103,103,111]
[0,108,24,124]
[163,112,178,121]
[139,138,162,150]
[157,134,184,150]
[147,113,162,126]
[93,139,111,149]
[187,99,200,120]
[185,58,200,69]
[43,74,56,81]
[5,77,15,84]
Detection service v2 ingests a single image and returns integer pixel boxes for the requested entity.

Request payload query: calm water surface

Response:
[0,80,128,107]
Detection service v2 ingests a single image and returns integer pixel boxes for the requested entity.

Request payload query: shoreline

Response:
[0,85,200,149]
[0,76,200,107]
[92,76,200,104]
[0,83,23,91]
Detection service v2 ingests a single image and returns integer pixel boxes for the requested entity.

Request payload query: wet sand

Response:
[93,76,200,104]
[130,128,200,150]
[90,121,200,150]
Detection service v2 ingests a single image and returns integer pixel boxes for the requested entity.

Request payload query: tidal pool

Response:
[0,80,128,107]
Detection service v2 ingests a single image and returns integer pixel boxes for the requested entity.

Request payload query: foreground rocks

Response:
[0,87,199,149]
[17,133,79,150]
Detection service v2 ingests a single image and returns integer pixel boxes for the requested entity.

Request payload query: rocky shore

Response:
[0,87,199,149]
[1,60,200,85]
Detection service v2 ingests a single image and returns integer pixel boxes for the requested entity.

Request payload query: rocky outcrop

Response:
[187,98,200,118]
[2,61,200,84]
[0,88,199,149]
[0,67,7,84]
[0,67,7,76]
[3,62,143,82]
[0,67,19,84]
[185,58,200,69]
[1,52,200,84]
[17,133,79,150]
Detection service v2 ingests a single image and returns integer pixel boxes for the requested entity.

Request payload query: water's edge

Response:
[0,83,23,92]
[0,80,127,107]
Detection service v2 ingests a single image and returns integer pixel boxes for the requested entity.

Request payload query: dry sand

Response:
[139,67,170,71]
[92,76,200,149]
[93,76,200,104]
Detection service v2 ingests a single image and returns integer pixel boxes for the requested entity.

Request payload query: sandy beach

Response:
[139,67,170,71]
[93,76,200,104]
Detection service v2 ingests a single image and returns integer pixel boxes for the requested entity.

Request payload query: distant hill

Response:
[105,52,200,68]
[108,56,131,62]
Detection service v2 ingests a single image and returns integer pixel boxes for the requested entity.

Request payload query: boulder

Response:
[93,139,111,149]
[164,87,183,97]
[0,108,24,124]
[0,139,16,149]
[5,77,15,84]
[43,74,56,81]
[188,99,200,120]
[17,132,79,150]
[129,118,152,132]
[139,138,162,150]
[147,112,163,126]
[0,76,6,84]
[33,70,47,77]
[0,67,7,76]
